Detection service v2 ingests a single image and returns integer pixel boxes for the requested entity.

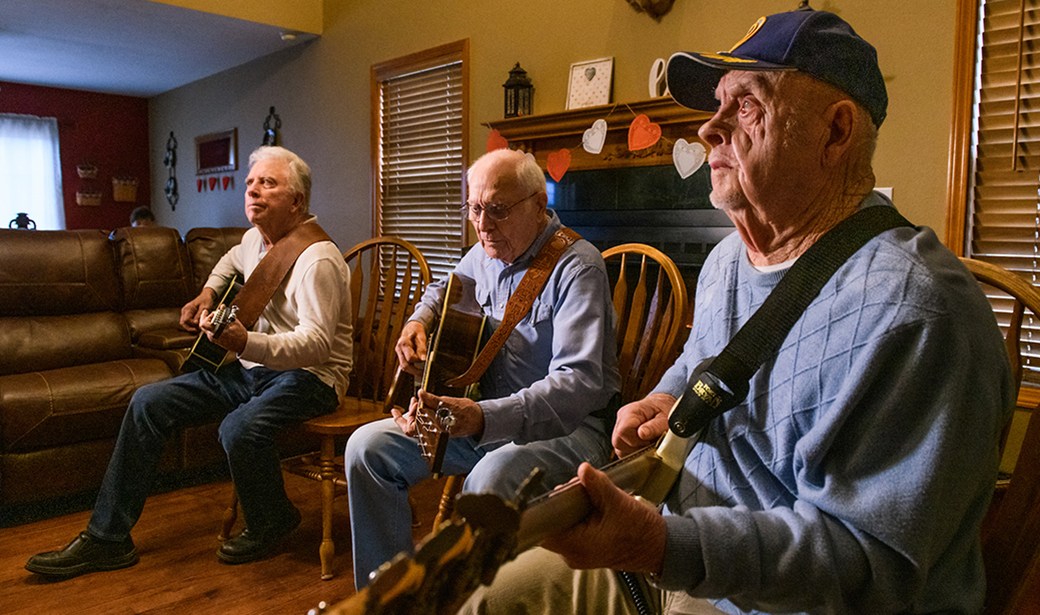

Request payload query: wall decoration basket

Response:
[76,191,102,206]
[112,177,138,203]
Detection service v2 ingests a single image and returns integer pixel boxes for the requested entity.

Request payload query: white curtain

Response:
[0,113,64,230]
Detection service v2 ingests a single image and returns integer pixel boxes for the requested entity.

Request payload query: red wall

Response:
[0,81,150,230]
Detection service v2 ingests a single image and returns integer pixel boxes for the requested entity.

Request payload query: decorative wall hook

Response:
[625,0,675,20]
[165,131,178,210]
[263,106,281,146]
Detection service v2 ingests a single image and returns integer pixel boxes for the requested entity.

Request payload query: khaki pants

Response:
[458,547,725,615]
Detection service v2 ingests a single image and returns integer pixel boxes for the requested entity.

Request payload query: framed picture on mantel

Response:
[566,57,614,110]
[195,128,237,175]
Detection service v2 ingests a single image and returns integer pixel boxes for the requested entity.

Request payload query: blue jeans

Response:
[344,414,612,589]
[87,363,337,541]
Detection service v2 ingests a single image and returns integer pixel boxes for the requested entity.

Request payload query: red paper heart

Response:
[223,176,232,190]
[628,114,662,151]
[209,177,218,191]
[487,129,508,152]
[198,179,204,192]
[547,149,571,182]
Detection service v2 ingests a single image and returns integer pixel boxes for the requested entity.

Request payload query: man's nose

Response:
[698,110,730,147]
[473,210,496,231]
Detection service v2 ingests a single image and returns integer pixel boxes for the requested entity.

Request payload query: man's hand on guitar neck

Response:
[391,390,485,440]
[179,288,218,332]
[612,393,677,458]
[395,320,429,377]
[541,462,667,575]
[198,306,247,354]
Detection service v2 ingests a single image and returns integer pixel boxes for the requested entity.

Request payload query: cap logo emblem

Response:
[728,16,766,52]
[701,52,758,64]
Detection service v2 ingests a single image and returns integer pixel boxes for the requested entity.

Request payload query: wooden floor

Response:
[0,473,450,615]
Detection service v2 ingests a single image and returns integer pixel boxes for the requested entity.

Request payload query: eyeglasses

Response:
[462,191,539,222]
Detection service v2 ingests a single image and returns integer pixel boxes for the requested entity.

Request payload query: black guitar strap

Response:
[618,205,913,615]
[668,205,913,437]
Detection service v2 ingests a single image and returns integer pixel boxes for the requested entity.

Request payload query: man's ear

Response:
[821,100,857,167]
[535,191,549,213]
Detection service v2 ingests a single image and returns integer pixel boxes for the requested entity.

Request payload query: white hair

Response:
[248,146,312,212]
[467,149,547,196]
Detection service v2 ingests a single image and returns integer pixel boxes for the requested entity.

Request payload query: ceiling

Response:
[0,0,317,98]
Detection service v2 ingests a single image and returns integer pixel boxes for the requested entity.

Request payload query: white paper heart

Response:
[583,119,608,155]
[673,138,706,179]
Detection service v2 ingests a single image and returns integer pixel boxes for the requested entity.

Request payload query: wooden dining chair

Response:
[959,257,1040,615]
[220,236,431,580]
[431,243,690,528]
[602,243,690,403]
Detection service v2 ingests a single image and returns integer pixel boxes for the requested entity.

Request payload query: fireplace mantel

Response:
[486,97,713,171]
[485,97,731,303]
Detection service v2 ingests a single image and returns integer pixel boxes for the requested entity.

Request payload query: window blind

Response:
[376,58,465,282]
[969,0,1040,381]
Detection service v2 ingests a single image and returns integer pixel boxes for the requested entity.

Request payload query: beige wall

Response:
[149,0,956,252]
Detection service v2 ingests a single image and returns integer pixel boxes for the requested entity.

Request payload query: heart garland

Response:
[487,106,706,181]
[673,139,707,179]
[547,149,572,182]
[628,114,661,151]
[583,119,607,155]
[487,129,508,152]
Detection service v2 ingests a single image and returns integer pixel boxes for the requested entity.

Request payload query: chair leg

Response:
[219,490,239,542]
[433,475,464,529]
[410,493,424,528]
[317,435,336,580]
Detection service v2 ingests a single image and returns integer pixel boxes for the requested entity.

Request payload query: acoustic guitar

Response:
[181,274,242,374]
[413,273,488,477]
[309,400,694,615]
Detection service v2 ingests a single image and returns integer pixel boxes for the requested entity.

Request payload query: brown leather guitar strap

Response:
[446,226,581,388]
[229,221,332,328]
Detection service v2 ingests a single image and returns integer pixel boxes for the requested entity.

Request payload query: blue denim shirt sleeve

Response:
[409,212,620,446]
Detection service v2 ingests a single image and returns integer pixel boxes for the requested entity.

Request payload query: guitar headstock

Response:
[414,400,453,477]
[210,304,238,339]
[314,480,539,615]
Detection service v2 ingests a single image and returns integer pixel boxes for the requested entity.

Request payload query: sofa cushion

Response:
[110,226,194,311]
[123,307,191,345]
[0,229,120,316]
[0,358,172,453]
[184,227,248,294]
[0,312,132,375]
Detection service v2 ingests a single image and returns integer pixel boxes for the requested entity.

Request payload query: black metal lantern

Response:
[503,62,533,118]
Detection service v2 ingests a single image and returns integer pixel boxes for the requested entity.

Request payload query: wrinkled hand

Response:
[198,306,247,354]
[179,289,216,332]
[541,463,667,575]
[390,396,421,437]
[391,390,484,440]
[395,320,428,377]
[612,393,676,458]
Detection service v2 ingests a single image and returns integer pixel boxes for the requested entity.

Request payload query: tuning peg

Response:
[511,467,544,509]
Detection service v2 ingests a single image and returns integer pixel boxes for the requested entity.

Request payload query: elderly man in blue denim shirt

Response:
[344,148,621,590]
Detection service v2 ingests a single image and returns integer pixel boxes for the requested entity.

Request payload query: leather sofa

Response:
[0,225,248,514]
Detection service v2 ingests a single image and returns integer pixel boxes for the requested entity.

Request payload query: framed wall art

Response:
[566,57,614,110]
[195,128,238,175]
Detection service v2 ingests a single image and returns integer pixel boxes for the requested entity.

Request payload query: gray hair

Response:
[467,148,547,197]
[248,146,312,212]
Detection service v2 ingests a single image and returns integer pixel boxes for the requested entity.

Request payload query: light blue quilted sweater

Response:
[653,194,1015,615]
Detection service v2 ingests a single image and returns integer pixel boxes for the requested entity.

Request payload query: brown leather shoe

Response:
[217,506,301,564]
[25,532,138,577]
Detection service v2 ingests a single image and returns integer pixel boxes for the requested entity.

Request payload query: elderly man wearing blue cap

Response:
[456,7,1013,615]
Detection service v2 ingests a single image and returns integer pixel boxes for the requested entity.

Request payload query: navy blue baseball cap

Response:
[667,7,887,127]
